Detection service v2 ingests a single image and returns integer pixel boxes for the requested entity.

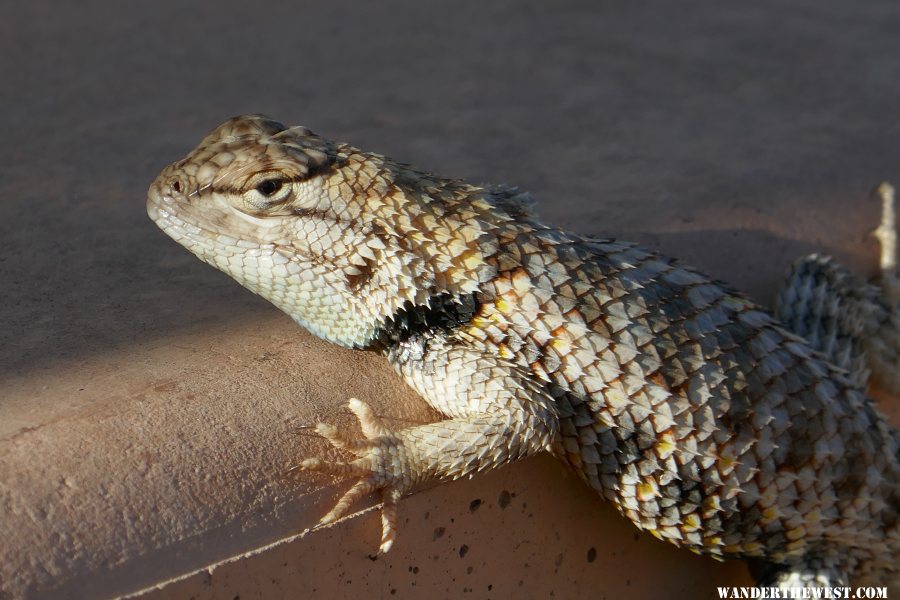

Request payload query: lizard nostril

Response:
[166,175,191,198]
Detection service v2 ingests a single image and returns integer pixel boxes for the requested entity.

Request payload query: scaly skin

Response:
[147,115,899,587]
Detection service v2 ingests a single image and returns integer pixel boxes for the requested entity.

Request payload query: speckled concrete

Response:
[2,1,899,598]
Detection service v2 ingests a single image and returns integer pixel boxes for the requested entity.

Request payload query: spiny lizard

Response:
[147,115,899,588]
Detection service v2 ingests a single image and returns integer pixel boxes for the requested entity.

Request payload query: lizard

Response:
[147,114,900,589]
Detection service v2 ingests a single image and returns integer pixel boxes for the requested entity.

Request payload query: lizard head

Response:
[148,115,515,347]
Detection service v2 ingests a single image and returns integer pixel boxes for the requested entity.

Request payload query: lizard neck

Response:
[369,292,481,357]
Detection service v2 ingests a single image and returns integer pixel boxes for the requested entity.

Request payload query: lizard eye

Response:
[243,171,293,211]
[256,179,283,197]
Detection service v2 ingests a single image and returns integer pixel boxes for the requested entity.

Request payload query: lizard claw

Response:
[297,398,407,553]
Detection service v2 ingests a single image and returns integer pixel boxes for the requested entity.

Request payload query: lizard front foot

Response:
[298,398,410,554]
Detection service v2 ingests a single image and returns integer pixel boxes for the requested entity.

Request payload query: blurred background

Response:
[4,0,900,383]
[2,1,899,598]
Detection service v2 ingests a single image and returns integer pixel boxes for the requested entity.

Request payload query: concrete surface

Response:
[2,1,900,598]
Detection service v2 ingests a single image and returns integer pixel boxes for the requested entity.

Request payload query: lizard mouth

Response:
[146,183,218,253]
[146,178,294,275]
[146,186,192,237]
[146,185,165,223]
